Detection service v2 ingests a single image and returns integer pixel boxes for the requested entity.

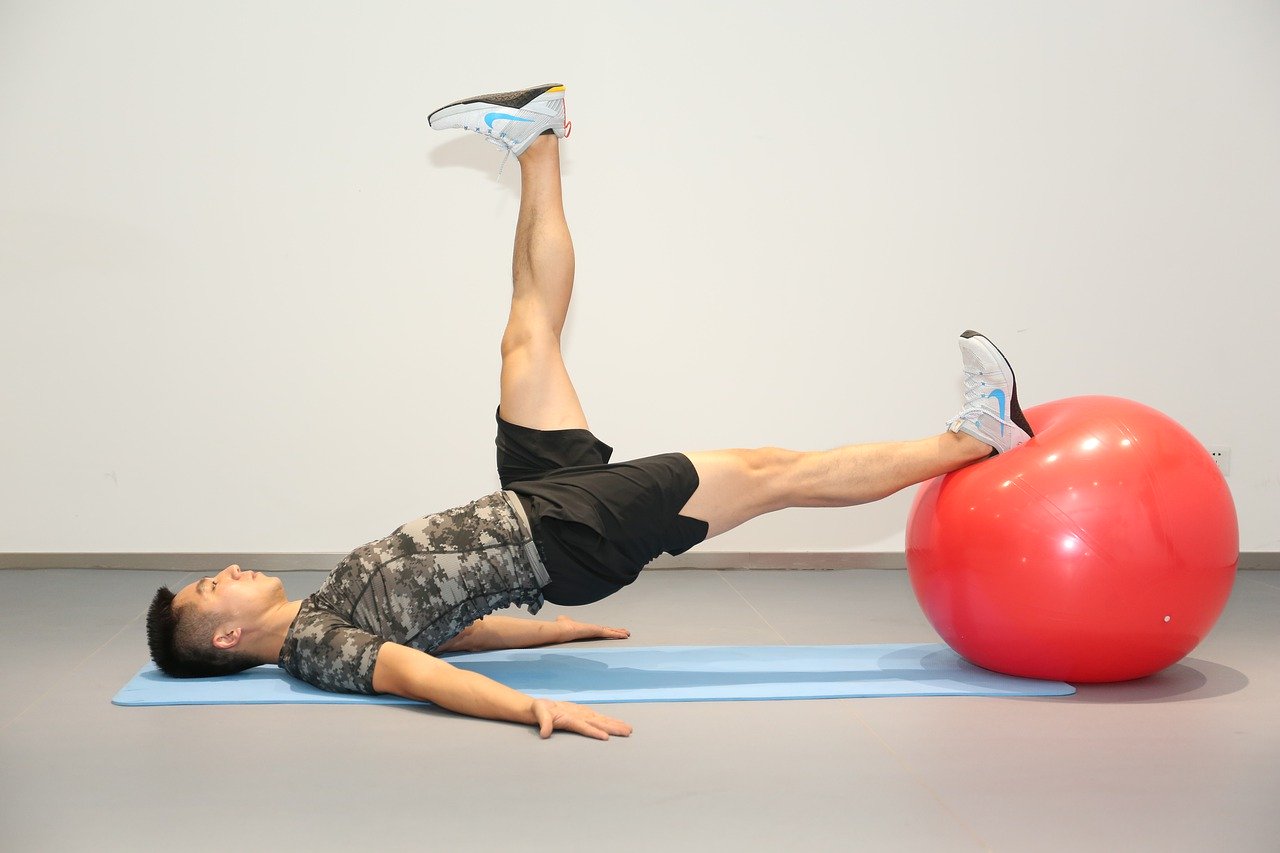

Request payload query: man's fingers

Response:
[581,709,632,737]
[533,699,632,741]
[555,615,631,641]
[576,720,610,741]
[597,715,633,737]
[545,709,607,740]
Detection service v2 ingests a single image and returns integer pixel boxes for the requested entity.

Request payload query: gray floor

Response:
[1,568,1277,852]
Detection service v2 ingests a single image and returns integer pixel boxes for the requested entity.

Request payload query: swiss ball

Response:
[906,395,1238,682]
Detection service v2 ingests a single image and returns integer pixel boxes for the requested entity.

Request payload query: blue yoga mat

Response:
[113,644,1073,706]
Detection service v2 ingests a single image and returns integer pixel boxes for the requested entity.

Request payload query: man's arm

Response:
[370,641,632,740]
[436,614,630,653]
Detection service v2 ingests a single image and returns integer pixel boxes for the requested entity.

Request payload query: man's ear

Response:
[212,626,242,650]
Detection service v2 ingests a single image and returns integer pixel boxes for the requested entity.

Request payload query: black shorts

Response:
[495,409,708,606]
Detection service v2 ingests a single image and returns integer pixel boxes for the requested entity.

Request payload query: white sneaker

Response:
[946,330,1034,455]
[428,83,570,158]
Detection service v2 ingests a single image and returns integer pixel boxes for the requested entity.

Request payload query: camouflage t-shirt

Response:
[277,490,549,694]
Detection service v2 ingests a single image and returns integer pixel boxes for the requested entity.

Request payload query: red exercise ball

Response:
[906,395,1238,683]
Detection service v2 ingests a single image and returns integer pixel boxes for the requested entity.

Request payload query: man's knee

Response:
[737,446,799,474]
[735,447,803,509]
[500,322,559,361]
[502,299,563,357]
[680,447,802,539]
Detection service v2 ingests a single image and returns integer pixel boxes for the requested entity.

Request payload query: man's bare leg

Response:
[679,329,1033,539]
[679,433,992,539]
[496,141,998,539]
[498,134,588,431]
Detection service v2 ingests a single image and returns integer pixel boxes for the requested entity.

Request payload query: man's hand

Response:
[531,698,633,741]
[437,615,632,653]
[555,614,630,643]
[375,644,633,739]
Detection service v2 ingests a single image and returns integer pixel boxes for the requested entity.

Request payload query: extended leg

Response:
[499,135,589,431]
[679,330,1034,539]
[679,433,992,539]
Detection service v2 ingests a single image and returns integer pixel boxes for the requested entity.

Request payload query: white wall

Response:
[2,0,1277,554]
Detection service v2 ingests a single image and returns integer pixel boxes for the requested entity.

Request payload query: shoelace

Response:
[497,121,571,179]
[956,367,1018,429]
[962,367,1006,401]
[469,117,571,179]
[459,122,517,177]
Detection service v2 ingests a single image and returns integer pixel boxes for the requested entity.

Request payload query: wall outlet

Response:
[1207,445,1231,476]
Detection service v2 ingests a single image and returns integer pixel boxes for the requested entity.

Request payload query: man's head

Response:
[146,564,288,678]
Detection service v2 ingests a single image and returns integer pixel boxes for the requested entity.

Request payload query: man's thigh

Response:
[498,332,589,432]
[678,448,799,539]
[495,408,613,488]
[503,447,707,606]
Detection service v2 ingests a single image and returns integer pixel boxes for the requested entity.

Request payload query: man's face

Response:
[172,564,288,644]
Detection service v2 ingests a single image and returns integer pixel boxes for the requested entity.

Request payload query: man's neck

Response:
[244,599,304,664]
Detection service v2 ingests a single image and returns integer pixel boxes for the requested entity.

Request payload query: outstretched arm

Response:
[371,642,632,740]
[436,614,630,653]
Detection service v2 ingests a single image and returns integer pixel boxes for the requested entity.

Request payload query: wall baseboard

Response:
[2,552,1277,571]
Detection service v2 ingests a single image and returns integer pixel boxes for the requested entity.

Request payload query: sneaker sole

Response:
[961,329,1034,438]
[427,84,564,126]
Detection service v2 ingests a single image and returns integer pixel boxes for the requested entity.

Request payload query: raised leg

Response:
[499,134,589,431]
[679,432,992,539]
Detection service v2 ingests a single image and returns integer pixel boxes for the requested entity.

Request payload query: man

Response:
[146,84,1034,741]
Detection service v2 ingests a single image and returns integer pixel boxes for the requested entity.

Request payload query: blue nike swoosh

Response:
[484,112,534,129]
[987,389,1007,436]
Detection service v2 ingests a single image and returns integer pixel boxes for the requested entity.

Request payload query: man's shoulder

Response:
[282,597,355,654]
[279,598,387,694]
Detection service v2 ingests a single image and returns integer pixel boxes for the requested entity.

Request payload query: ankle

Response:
[518,133,559,161]
[947,431,996,464]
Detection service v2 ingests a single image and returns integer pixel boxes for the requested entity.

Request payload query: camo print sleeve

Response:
[277,600,387,694]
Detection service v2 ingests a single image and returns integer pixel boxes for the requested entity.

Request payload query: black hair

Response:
[145,585,258,678]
